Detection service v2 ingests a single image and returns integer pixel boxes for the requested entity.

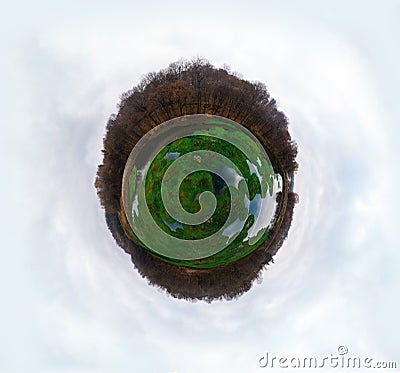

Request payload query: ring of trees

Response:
[95,58,299,302]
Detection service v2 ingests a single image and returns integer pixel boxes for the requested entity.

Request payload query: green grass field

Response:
[124,134,274,268]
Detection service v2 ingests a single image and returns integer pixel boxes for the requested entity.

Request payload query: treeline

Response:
[95,58,299,301]
[266,192,299,257]
[95,58,298,213]
[104,192,298,302]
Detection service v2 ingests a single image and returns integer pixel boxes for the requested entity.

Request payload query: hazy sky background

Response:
[1,1,399,372]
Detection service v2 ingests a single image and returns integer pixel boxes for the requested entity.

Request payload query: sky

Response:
[1,1,400,372]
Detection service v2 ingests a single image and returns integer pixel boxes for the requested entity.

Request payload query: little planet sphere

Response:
[95,58,298,301]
